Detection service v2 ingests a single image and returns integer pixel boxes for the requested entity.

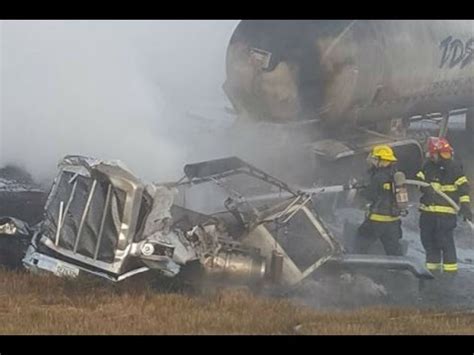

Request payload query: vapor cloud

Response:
[0,20,238,185]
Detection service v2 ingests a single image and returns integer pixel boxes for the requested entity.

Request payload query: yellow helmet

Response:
[370,145,397,162]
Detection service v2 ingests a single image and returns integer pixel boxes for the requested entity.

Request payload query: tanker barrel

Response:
[225,20,474,127]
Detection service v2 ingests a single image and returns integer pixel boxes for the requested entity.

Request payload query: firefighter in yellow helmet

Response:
[355,145,404,256]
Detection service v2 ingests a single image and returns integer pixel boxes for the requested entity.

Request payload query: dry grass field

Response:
[0,268,474,335]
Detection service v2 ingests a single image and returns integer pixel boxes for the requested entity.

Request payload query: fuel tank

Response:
[224,20,474,127]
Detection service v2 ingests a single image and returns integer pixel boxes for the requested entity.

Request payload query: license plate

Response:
[54,262,80,278]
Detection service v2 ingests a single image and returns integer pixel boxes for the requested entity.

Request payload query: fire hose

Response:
[401,177,474,237]
[245,175,474,235]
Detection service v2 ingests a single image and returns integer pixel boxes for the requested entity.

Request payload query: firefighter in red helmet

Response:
[416,136,472,273]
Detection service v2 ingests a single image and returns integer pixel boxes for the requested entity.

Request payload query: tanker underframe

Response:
[259,107,474,196]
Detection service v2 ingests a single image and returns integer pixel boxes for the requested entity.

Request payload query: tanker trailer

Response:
[223,20,474,186]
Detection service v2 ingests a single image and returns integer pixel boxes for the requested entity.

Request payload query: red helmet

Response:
[427,137,453,159]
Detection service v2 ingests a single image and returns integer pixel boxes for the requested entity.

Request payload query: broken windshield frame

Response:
[261,203,340,282]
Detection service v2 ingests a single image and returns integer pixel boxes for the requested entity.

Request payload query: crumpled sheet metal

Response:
[143,185,177,237]
[140,185,199,270]
[59,155,135,175]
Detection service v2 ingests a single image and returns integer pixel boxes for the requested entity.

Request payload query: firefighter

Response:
[355,145,403,256]
[416,136,472,273]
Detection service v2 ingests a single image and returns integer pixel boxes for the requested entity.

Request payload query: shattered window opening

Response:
[264,208,333,272]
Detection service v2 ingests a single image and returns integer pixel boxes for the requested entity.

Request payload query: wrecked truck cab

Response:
[175,157,343,286]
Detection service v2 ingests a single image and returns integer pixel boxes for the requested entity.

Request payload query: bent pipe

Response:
[245,184,349,203]
[326,254,434,280]
[404,179,461,212]
[405,179,474,233]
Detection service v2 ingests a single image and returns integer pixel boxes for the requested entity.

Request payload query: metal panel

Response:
[73,179,97,254]
[94,184,112,261]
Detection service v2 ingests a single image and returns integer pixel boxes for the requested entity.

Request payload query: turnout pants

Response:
[356,219,403,256]
[419,212,458,272]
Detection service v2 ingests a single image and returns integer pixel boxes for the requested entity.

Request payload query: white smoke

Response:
[0,20,238,185]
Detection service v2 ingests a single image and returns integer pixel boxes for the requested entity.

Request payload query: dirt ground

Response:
[0,269,474,335]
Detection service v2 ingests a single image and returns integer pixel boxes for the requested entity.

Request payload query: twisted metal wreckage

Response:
[0,156,433,290]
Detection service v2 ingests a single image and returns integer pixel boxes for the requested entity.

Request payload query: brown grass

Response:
[0,269,473,335]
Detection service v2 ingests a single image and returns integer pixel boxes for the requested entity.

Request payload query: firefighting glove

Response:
[347,178,368,191]
[459,203,473,222]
